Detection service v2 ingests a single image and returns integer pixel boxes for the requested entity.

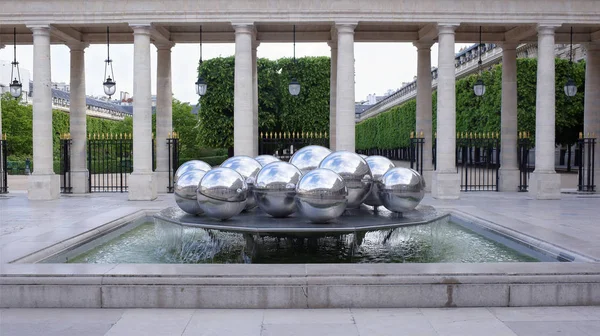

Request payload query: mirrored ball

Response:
[363,156,395,207]
[378,167,425,213]
[220,156,263,210]
[319,151,373,208]
[255,155,281,167]
[174,160,212,184]
[289,145,332,174]
[295,168,348,223]
[254,161,302,218]
[196,167,248,220]
[174,169,207,215]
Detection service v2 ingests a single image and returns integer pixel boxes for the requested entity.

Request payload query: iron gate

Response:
[517,133,532,192]
[88,134,133,192]
[577,136,596,192]
[259,131,329,161]
[0,136,7,194]
[167,133,180,193]
[59,134,72,194]
[456,132,500,191]
[410,133,425,175]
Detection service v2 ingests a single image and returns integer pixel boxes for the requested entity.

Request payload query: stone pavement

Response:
[1,307,599,336]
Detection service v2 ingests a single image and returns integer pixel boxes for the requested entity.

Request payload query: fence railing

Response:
[518,133,532,192]
[0,136,7,194]
[59,134,72,194]
[577,135,596,192]
[456,132,500,192]
[355,147,413,161]
[167,132,180,193]
[259,131,329,161]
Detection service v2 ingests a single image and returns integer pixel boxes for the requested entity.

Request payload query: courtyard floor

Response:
[1,177,599,335]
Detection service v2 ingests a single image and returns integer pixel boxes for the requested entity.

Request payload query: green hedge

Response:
[356,58,586,150]
[196,56,330,149]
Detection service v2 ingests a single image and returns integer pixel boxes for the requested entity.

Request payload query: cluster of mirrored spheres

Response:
[174,145,425,223]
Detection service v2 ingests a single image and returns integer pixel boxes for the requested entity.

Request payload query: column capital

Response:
[413,41,433,50]
[328,40,337,49]
[584,41,600,51]
[130,24,152,35]
[500,42,518,50]
[0,44,5,50]
[537,24,560,35]
[67,42,89,51]
[232,22,254,34]
[335,23,357,34]
[154,41,175,50]
[437,23,459,34]
[28,25,51,35]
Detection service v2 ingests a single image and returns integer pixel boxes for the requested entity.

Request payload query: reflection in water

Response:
[68,217,537,264]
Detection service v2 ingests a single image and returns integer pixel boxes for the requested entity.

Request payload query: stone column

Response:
[68,42,89,194]
[129,25,157,201]
[431,24,460,199]
[584,42,600,188]
[499,43,520,192]
[530,25,561,199]
[252,39,259,156]
[0,44,3,183]
[28,26,59,200]
[328,40,337,150]
[335,23,356,152]
[414,41,434,191]
[233,23,254,156]
[155,42,174,193]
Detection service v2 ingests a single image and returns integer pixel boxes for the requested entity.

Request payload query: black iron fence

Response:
[355,147,412,161]
[87,133,133,193]
[167,132,180,193]
[410,133,425,175]
[0,136,7,194]
[59,134,72,194]
[577,135,596,192]
[518,133,533,192]
[259,131,329,161]
[456,132,500,191]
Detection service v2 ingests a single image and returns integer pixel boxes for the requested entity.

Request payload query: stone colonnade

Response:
[19,23,599,201]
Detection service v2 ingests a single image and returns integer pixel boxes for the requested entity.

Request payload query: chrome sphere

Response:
[295,168,348,223]
[363,156,396,207]
[174,169,207,215]
[359,154,368,159]
[378,167,425,213]
[196,167,248,220]
[319,151,373,208]
[289,145,332,174]
[255,155,281,167]
[220,156,262,210]
[254,161,302,218]
[174,160,212,184]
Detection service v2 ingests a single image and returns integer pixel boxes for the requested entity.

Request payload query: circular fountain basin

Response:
[154,205,449,237]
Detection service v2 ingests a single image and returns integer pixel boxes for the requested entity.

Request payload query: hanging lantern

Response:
[288,25,301,96]
[195,25,207,97]
[103,27,116,98]
[564,27,577,97]
[473,26,485,97]
[9,27,22,99]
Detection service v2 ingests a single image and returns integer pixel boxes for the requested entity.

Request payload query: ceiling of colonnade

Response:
[0,23,599,46]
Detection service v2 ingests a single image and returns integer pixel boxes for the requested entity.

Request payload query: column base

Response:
[128,172,157,201]
[498,168,520,192]
[28,174,60,200]
[431,171,460,200]
[422,169,433,192]
[155,170,173,194]
[70,170,89,194]
[529,171,561,200]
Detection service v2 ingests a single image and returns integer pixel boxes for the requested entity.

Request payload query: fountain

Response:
[155,146,448,258]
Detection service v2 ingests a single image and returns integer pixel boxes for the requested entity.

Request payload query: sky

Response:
[0,42,471,105]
